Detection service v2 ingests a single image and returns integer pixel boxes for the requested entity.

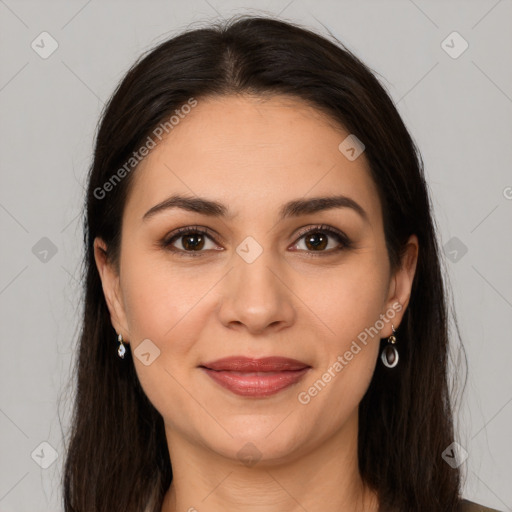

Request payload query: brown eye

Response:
[291,225,352,255]
[179,232,206,251]
[161,224,352,258]
[162,227,221,257]
[303,232,329,251]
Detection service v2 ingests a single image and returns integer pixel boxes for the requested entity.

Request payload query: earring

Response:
[117,333,126,359]
[381,324,399,368]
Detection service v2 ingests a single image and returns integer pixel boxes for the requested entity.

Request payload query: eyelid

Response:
[289,224,353,255]
[161,223,352,256]
[161,225,222,257]
[292,224,349,244]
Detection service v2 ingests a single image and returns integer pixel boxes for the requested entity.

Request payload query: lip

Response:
[199,356,311,397]
[201,356,310,372]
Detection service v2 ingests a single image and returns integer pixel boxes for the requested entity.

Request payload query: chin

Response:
[207,421,310,467]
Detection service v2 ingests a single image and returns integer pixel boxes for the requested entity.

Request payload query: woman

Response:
[62,15,502,512]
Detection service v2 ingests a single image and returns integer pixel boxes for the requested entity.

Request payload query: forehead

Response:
[124,94,381,226]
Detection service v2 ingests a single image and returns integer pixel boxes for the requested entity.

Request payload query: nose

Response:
[217,251,296,335]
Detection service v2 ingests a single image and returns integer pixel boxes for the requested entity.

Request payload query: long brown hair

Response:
[62,15,467,512]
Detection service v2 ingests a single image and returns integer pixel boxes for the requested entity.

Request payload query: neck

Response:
[160,411,379,512]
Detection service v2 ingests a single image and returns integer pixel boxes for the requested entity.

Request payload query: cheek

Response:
[121,242,390,357]
[293,258,387,416]
[121,252,206,342]
[297,346,378,439]
[120,256,211,426]
[299,256,389,345]
[295,268,385,428]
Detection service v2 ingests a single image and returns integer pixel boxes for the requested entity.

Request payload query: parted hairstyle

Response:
[62,14,467,512]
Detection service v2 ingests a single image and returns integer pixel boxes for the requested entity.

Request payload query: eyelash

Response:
[160,224,353,258]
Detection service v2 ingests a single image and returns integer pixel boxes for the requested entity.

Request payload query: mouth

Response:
[199,356,311,397]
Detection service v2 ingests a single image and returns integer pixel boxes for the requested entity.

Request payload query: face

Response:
[95,94,418,465]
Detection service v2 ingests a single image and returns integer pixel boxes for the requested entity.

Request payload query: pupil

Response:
[183,234,204,250]
[306,232,327,250]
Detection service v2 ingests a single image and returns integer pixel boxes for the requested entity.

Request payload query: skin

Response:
[94,94,418,512]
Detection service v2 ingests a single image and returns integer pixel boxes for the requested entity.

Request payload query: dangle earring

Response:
[117,333,126,359]
[381,324,399,368]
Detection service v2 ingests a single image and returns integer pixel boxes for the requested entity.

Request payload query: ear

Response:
[382,234,419,337]
[93,237,130,343]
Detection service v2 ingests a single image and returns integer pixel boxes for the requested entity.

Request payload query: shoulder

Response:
[459,498,504,512]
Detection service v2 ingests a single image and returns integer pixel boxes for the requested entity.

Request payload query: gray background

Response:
[0,1,511,511]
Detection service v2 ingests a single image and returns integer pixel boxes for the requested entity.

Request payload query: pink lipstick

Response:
[199,356,311,397]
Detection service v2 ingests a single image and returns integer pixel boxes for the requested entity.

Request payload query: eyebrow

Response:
[142,193,369,224]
